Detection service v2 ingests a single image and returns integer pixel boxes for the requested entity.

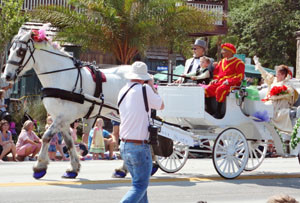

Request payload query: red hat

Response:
[221,43,236,54]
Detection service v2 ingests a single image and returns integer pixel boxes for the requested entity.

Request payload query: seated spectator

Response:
[90,118,105,160]
[63,119,88,159]
[111,119,120,150]
[184,56,211,85]
[16,120,41,161]
[0,119,16,162]
[104,130,116,160]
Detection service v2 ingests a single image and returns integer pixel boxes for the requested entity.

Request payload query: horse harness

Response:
[7,37,114,119]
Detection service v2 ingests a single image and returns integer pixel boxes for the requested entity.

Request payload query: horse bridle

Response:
[7,38,36,78]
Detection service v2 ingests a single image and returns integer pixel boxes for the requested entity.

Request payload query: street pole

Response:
[296,31,300,79]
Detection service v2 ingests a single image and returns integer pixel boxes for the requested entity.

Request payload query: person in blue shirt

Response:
[88,128,116,160]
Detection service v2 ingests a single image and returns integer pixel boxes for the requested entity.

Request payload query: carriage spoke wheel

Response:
[244,140,267,171]
[213,128,249,179]
[155,141,189,173]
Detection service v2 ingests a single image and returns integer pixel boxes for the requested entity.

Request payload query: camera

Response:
[148,125,159,146]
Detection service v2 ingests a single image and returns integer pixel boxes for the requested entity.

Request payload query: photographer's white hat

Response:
[125,61,151,81]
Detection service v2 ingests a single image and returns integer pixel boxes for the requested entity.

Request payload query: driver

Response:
[205,43,245,118]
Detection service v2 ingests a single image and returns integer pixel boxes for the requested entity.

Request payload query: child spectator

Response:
[0,119,16,162]
[46,116,58,161]
[0,90,7,112]
[46,116,69,161]
[185,56,211,85]
[48,133,58,161]
[90,118,105,160]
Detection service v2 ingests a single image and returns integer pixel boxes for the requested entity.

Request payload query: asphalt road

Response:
[0,157,300,203]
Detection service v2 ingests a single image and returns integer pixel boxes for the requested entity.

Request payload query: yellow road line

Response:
[1,174,300,187]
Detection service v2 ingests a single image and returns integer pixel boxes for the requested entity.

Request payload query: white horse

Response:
[3,28,129,179]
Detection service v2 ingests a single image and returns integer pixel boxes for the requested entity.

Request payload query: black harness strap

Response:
[41,88,85,104]
[84,66,103,119]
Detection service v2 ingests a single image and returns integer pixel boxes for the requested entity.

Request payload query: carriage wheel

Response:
[244,140,267,171]
[155,141,189,173]
[213,128,249,179]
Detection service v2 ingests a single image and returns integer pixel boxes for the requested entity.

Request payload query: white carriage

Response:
[153,81,300,179]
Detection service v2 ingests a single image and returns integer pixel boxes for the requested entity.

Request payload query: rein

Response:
[8,36,105,119]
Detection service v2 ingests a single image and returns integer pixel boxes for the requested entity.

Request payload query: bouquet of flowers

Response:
[261,85,288,102]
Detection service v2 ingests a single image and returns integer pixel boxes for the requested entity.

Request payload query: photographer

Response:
[118,61,164,203]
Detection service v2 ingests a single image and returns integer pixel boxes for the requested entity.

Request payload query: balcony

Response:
[186,0,228,36]
[1,0,228,36]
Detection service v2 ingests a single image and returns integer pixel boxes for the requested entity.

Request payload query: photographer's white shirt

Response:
[118,82,162,141]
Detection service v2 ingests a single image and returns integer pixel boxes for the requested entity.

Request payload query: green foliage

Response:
[11,97,47,136]
[31,0,214,63]
[228,0,300,68]
[0,0,28,55]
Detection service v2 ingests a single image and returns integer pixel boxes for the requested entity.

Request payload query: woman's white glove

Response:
[253,56,261,70]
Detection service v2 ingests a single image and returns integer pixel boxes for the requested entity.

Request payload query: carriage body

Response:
[155,83,300,179]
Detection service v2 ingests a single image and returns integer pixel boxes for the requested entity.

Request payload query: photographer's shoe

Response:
[112,169,127,178]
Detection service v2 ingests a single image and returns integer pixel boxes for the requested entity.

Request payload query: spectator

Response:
[16,120,41,161]
[118,61,164,202]
[0,119,16,162]
[88,126,116,160]
[0,77,13,109]
[45,116,68,161]
[48,133,58,161]
[111,120,120,150]
[63,119,88,159]
[90,118,105,160]
[0,90,7,112]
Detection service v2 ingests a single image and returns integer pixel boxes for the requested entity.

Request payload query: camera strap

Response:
[142,85,149,113]
[117,83,139,107]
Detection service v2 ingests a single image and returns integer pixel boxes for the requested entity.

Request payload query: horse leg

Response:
[60,130,81,178]
[32,126,56,179]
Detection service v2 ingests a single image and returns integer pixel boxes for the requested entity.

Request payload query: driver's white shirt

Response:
[118,82,162,141]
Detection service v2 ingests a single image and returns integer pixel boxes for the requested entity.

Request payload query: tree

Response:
[0,0,28,67]
[31,0,214,65]
[211,0,300,69]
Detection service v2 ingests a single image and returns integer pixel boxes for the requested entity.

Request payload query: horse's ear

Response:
[17,28,27,36]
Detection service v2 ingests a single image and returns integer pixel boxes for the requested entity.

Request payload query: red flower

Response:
[261,85,288,102]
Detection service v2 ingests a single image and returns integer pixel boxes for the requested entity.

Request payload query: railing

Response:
[187,0,226,26]
[22,0,69,10]
[0,0,70,10]
[0,0,227,35]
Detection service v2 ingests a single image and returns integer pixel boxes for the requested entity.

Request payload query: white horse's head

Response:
[4,28,39,82]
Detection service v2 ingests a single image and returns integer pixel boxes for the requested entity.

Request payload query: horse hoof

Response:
[33,170,47,179]
[151,163,159,176]
[62,172,78,179]
[112,169,127,178]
